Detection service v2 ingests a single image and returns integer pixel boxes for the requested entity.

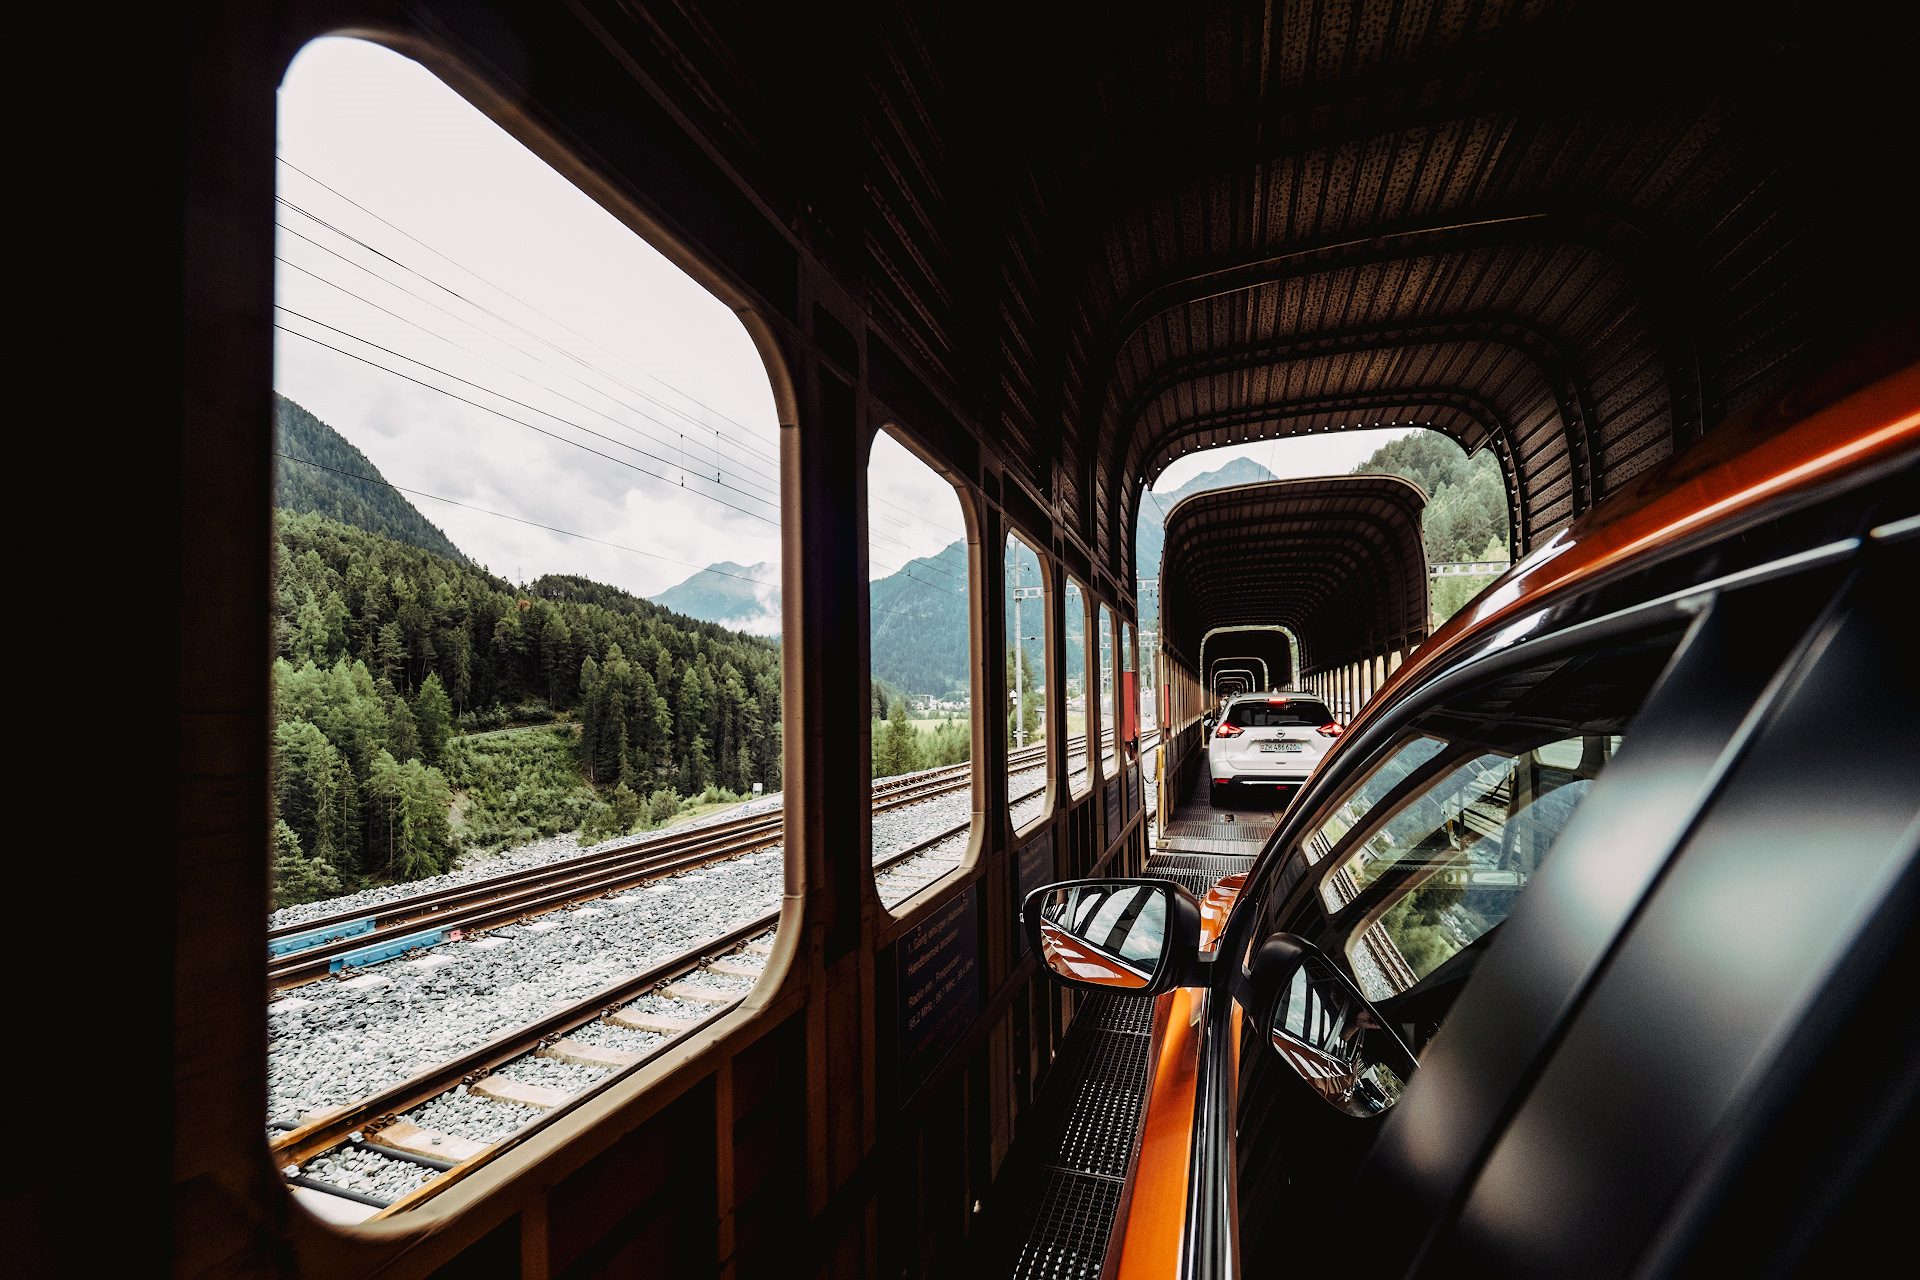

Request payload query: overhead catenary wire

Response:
[278,191,982,556]
[274,166,777,449]
[274,253,784,498]
[273,221,782,495]
[274,167,978,604]
[276,308,778,515]
[277,157,775,444]
[274,214,771,501]
[278,276,967,588]
[277,325,778,527]
[276,182,978,587]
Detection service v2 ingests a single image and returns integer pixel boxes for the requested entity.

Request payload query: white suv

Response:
[1207,691,1341,807]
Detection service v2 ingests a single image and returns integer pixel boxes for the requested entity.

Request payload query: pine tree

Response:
[375,621,406,684]
[414,673,453,765]
[878,699,921,779]
[388,695,422,763]
[272,819,343,908]
[333,749,361,871]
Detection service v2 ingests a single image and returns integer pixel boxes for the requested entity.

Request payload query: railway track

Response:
[270,789,1021,1222]
[267,731,1159,1220]
[267,740,1057,991]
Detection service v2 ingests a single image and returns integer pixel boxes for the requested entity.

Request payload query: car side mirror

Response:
[1249,932,1419,1117]
[1021,879,1203,996]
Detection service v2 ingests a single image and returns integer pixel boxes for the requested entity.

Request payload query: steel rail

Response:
[270,740,1054,947]
[269,910,780,1174]
[267,745,1066,988]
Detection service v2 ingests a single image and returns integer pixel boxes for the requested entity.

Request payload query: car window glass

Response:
[1346,736,1619,1000]
[1308,735,1446,859]
[1227,700,1332,728]
[1322,752,1515,910]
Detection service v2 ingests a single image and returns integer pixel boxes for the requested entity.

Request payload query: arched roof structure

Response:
[1159,476,1429,677]
[262,0,1917,619]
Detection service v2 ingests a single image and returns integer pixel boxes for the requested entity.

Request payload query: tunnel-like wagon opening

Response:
[1157,475,1429,800]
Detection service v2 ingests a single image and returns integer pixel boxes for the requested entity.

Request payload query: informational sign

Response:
[1127,765,1140,818]
[1105,778,1123,845]
[1014,829,1056,957]
[896,884,980,1099]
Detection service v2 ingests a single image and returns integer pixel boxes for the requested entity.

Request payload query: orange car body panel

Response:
[1198,874,1247,952]
[1100,345,1919,1275]
[1039,923,1153,989]
[1112,986,1203,1280]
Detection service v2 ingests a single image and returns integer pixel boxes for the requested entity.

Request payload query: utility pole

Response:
[1010,560,1043,750]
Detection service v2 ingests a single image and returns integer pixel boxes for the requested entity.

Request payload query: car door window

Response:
[1342,736,1619,1001]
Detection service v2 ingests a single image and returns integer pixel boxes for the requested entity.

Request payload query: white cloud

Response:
[867,429,968,581]
[1152,427,1424,496]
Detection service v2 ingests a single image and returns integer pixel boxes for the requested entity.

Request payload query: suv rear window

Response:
[1227,699,1332,728]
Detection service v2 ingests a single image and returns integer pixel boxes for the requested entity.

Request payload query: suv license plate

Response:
[1259,741,1305,753]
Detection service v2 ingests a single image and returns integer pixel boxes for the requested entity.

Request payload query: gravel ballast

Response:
[267,850,784,1122]
[271,753,1120,1135]
[269,792,786,933]
[301,1145,435,1202]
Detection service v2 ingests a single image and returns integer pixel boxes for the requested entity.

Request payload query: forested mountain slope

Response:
[271,510,782,902]
[1352,432,1509,563]
[273,395,471,563]
[868,540,970,698]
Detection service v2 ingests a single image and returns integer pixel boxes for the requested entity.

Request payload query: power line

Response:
[275,451,777,589]
[275,252,784,498]
[276,325,778,527]
[282,232,962,584]
[278,159,776,443]
[278,285,968,586]
[274,165,777,448]
[276,307,778,514]
[273,219,782,494]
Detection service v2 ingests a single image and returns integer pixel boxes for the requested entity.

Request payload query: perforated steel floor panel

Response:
[1163,819,1273,836]
[1150,853,1257,872]
[1006,1170,1125,1280]
[1076,993,1154,1036]
[1155,869,1221,896]
[1048,1033,1153,1178]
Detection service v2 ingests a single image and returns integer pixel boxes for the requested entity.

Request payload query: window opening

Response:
[1005,534,1049,831]
[1065,578,1090,798]
[267,37,786,1222]
[868,428,973,907]
[1099,604,1117,778]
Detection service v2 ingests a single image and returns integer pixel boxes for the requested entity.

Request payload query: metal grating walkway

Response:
[1155,767,1285,858]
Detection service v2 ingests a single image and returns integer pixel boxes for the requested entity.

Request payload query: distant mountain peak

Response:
[648,560,782,635]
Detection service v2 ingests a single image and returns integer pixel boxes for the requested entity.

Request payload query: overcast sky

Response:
[275,38,782,601]
[1151,427,1420,496]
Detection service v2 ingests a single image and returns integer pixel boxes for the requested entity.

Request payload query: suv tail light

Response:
[1215,723,1243,738]
[1316,722,1343,738]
